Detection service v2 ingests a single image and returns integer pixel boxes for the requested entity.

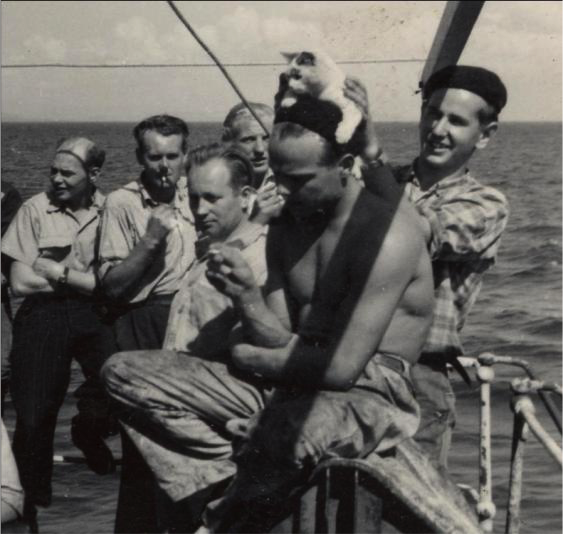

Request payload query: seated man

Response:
[105,90,434,533]
[102,144,268,530]
[222,102,284,224]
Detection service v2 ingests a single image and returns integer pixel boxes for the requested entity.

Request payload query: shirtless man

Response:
[198,95,434,531]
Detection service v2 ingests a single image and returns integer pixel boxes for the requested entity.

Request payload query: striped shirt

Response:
[400,164,509,356]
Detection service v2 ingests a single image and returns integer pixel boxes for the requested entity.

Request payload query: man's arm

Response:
[9,261,54,296]
[232,218,424,390]
[206,232,293,348]
[99,202,175,301]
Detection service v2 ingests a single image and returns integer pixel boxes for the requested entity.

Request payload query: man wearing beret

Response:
[362,65,510,469]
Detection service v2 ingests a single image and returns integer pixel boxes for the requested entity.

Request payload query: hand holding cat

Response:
[345,77,386,164]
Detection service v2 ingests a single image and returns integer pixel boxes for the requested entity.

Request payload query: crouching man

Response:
[102,144,268,531]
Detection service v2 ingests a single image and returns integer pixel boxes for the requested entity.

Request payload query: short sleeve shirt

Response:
[1,190,105,273]
[163,222,267,356]
[97,176,197,303]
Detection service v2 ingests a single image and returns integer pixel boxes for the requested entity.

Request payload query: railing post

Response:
[476,360,496,532]
[505,396,530,534]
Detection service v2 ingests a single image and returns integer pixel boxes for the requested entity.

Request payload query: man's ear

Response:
[88,167,101,185]
[476,121,498,150]
[338,154,356,173]
[239,185,256,213]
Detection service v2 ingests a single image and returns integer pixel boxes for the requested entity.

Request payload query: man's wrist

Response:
[235,288,263,309]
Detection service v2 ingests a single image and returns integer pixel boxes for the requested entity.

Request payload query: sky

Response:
[1,1,561,122]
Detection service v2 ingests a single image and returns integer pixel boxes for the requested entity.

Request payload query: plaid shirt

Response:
[398,163,509,356]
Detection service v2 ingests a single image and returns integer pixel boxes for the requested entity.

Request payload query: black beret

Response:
[274,94,343,145]
[423,65,507,114]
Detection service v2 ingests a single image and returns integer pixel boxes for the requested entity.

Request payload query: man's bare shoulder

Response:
[352,191,425,274]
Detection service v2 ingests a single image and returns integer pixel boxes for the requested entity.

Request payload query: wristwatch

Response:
[57,266,70,287]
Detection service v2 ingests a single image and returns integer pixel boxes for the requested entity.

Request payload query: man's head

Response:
[134,114,189,193]
[50,137,105,206]
[269,95,361,217]
[418,65,507,176]
[187,143,255,243]
[222,103,274,183]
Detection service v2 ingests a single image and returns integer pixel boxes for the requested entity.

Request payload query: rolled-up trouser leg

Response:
[204,363,420,532]
[102,349,269,502]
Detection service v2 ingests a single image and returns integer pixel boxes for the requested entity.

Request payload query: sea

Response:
[1,121,561,533]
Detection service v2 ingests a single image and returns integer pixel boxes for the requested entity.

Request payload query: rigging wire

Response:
[2,58,425,69]
[165,0,270,135]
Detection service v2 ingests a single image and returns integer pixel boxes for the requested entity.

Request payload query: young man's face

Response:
[419,88,494,175]
[231,114,274,181]
[49,153,91,205]
[269,128,342,218]
[137,130,187,192]
[188,158,248,243]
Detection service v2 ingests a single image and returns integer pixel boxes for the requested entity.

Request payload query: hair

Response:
[186,142,257,190]
[133,114,190,152]
[272,119,366,166]
[222,102,274,142]
[55,137,106,171]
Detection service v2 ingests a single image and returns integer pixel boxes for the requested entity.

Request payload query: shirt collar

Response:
[409,159,471,195]
[45,188,105,214]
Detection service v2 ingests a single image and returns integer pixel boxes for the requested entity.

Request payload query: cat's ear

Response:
[281,52,298,63]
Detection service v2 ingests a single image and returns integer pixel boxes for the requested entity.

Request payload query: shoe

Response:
[71,417,116,475]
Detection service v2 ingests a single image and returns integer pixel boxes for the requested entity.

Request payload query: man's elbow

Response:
[322,365,360,391]
[101,277,125,301]
[10,279,35,297]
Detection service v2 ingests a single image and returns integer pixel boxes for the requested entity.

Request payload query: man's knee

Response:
[101,350,146,396]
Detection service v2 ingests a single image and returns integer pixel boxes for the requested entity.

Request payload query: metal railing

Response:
[462,353,562,534]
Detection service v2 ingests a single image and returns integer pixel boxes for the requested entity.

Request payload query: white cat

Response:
[279,50,363,144]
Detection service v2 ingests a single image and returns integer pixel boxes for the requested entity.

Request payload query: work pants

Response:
[10,295,114,507]
[110,295,173,534]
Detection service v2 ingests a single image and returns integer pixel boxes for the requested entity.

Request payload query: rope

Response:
[2,59,425,69]
[165,0,270,135]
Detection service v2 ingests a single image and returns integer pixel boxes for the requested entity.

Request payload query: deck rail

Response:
[462,353,563,534]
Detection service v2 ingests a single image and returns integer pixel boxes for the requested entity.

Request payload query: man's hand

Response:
[251,182,285,225]
[144,205,176,245]
[32,257,64,282]
[206,245,260,302]
[344,77,386,164]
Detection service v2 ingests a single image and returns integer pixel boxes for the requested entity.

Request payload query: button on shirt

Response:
[164,223,267,357]
[97,176,197,304]
[401,164,509,356]
[2,190,105,273]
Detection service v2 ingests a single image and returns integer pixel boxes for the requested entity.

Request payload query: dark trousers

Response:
[10,295,115,507]
[111,295,173,534]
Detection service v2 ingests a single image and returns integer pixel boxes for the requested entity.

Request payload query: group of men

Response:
[1,64,508,533]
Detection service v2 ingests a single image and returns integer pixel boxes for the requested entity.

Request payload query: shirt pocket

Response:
[38,234,73,261]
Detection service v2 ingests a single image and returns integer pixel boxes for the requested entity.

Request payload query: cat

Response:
[279,50,363,144]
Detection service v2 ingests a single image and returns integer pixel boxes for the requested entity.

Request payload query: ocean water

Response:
[1,121,561,533]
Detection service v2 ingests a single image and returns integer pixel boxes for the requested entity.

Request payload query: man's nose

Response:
[431,117,448,137]
[253,138,265,154]
[159,158,170,170]
[51,172,64,184]
[196,199,209,216]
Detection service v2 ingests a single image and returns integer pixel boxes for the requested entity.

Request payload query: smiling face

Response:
[230,114,274,182]
[137,130,187,193]
[49,153,92,206]
[188,158,249,243]
[269,126,343,218]
[419,88,496,177]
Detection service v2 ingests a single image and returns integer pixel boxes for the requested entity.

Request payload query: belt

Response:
[417,352,471,386]
[372,352,411,377]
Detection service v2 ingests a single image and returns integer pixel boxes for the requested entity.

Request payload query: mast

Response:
[420,1,485,87]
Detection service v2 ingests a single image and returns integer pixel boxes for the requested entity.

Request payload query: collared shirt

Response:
[164,222,267,356]
[400,163,509,356]
[97,175,197,304]
[2,190,105,273]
